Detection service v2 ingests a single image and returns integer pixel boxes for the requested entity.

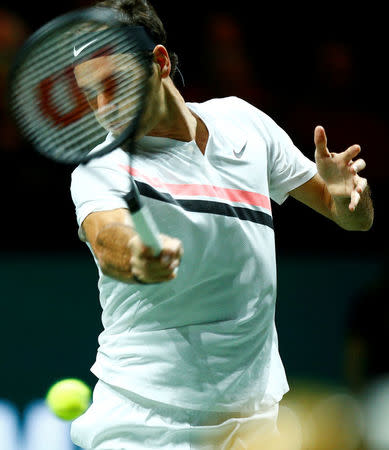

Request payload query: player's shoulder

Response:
[188,96,251,113]
[188,96,275,125]
[188,96,282,141]
[71,146,127,185]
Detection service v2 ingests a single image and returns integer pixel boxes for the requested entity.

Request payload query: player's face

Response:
[74,54,154,137]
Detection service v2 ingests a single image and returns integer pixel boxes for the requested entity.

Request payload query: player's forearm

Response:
[92,222,182,284]
[331,186,374,231]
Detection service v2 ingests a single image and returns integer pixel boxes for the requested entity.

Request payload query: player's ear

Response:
[153,45,171,79]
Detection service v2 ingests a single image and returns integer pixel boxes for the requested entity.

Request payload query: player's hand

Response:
[314,125,368,212]
[129,233,183,284]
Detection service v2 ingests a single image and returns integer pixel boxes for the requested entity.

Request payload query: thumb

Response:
[314,126,330,158]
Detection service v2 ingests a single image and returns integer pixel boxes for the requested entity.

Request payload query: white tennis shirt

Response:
[71,96,317,413]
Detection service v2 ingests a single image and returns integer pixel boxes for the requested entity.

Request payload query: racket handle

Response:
[131,205,162,256]
[124,179,161,256]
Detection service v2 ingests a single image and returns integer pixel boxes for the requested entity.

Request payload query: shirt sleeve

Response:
[226,97,317,205]
[70,151,131,232]
[267,122,317,205]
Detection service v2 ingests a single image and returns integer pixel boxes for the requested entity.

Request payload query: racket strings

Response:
[13,28,142,106]
[20,93,141,159]
[13,66,142,133]
[18,25,125,82]
[10,18,150,162]
[41,99,142,157]
[14,55,144,123]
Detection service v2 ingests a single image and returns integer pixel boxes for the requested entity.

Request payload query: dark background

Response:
[0,0,386,415]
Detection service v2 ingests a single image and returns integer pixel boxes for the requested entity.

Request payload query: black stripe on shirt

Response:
[134,180,274,230]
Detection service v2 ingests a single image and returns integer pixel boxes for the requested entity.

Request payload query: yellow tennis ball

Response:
[46,378,91,421]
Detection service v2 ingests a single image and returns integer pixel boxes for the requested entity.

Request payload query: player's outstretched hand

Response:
[129,234,183,284]
[314,125,368,212]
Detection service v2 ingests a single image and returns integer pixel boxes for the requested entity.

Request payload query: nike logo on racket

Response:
[233,141,247,159]
[73,39,98,57]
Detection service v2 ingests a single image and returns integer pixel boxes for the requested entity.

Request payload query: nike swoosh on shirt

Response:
[73,39,98,57]
[233,141,247,159]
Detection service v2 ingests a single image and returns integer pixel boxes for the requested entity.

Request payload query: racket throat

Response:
[123,189,142,214]
[123,184,161,256]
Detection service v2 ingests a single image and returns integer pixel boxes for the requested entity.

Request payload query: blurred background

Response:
[0,1,387,448]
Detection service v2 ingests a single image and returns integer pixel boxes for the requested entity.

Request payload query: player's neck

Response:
[148,79,199,144]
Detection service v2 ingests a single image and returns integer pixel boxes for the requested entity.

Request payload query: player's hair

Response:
[96,0,179,79]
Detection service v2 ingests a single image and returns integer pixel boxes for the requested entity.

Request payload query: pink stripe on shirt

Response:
[121,165,271,211]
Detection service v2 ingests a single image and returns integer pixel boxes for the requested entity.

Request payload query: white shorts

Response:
[71,381,279,449]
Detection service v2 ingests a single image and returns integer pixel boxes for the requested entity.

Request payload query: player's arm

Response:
[289,126,374,231]
[81,208,183,283]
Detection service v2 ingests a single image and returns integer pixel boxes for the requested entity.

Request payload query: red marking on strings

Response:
[38,46,115,128]
[38,66,90,128]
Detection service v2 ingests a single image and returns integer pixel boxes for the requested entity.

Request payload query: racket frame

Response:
[8,7,163,257]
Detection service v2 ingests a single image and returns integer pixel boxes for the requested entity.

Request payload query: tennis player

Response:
[70,0,374,448]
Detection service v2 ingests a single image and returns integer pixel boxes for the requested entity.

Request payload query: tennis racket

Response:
[8,6,162,255]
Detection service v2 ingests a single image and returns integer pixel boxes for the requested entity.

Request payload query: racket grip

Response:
[131,205,162,256]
